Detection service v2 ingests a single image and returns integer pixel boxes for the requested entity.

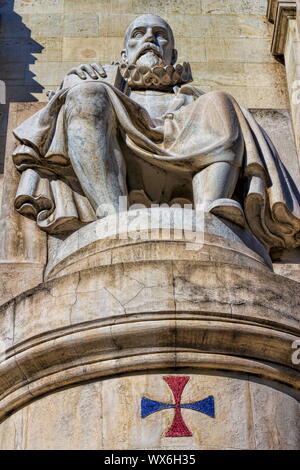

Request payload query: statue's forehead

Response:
[131,15,168,29]
[125,15,171,38]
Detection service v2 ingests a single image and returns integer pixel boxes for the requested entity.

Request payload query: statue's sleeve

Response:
[12,90,96,234]
[241,107,300,252]
[14,168,96,234]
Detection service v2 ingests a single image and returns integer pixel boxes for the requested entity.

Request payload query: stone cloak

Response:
[11,81,300,251]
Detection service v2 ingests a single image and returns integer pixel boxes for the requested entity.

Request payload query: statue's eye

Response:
[156,30,168,40]
[133,31,144,39]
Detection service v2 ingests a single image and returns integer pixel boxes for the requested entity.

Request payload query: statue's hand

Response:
[66,63,107,80]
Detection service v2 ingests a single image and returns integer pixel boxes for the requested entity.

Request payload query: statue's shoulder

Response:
[177,84,206,98]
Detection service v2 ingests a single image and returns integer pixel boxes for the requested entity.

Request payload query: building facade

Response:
[0,0,299,450]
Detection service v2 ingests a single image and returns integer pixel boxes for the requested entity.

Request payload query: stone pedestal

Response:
[0,209,299,449]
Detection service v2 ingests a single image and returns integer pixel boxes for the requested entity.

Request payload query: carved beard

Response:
[136,51,164,67]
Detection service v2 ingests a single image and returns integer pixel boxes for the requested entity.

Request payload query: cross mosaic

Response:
[141,376,215,437]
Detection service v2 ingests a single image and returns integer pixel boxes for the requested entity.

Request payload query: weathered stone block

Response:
[132,0,202,15]
[201,0,267,16]
[244,62,287,87]
[63,13,100,37]
[206,37,275,63]
[174,38,207,63]
[27,61,78,86]
[98,13,136,37]
[21,14,63,38]
[14,0,64,14]
[32,37,63,62]
[63,37,98,61]
[64,0,111,13]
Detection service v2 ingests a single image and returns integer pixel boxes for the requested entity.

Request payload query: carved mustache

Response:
[133,43,162,63]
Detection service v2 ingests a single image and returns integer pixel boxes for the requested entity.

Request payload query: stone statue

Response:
[11,14,300,256]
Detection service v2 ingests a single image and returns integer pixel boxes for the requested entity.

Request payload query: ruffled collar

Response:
[119,62,193,90]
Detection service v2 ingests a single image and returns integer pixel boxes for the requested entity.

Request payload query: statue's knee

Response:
[66,81,110,114]
[66,81,108,103]
[207,90,233,104]
[70,80,107,97]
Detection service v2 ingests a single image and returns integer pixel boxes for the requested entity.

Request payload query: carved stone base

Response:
[46,209,272,280]
[0,210,299,449]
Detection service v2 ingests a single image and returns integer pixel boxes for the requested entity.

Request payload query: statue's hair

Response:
[124,14,174,46]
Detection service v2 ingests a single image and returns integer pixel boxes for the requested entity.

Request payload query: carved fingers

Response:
[90,63,107,78]
[67,63,107,80]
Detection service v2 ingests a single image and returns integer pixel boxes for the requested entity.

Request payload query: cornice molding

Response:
[267,0,297,56]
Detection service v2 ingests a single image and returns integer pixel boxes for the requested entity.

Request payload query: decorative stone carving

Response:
[267,0,296,56]
[11,14,300,257]
[120,62,192,89]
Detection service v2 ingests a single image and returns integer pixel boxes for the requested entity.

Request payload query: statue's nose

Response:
[144,28,155,42]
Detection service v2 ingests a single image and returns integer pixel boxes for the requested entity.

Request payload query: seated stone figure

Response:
[12,14,300,256]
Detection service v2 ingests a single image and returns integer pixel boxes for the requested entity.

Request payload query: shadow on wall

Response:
[0,0,44,172]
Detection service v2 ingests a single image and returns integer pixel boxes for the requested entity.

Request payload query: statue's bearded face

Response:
[121,15,177,67]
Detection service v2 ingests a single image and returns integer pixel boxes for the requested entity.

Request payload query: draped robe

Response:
[11,79,300,252]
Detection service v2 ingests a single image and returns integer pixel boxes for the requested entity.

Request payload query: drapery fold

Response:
[14,167,96,233]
